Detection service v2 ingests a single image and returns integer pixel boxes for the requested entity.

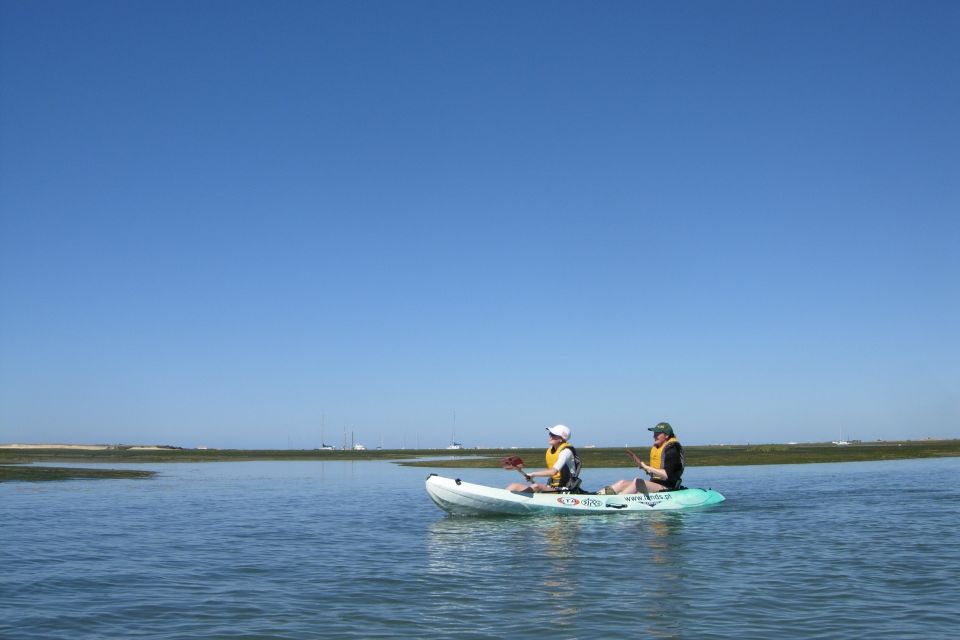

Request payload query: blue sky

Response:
[1,1,957,449]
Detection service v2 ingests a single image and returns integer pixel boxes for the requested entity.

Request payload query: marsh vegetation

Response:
[2,439,957,482]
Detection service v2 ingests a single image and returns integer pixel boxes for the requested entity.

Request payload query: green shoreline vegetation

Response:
[0,465,155,482]
[1,439,958,482]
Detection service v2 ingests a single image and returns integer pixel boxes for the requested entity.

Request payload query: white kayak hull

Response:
[425,474,725,516]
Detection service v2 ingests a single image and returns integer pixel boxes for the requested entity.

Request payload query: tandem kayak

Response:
[425,474,725,516]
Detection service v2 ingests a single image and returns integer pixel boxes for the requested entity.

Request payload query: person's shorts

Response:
[649,478,680,491]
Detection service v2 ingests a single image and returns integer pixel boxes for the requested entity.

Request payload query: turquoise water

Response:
[2,457,959,639]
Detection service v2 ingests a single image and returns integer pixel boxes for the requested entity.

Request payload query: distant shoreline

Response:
[2,439,958,468]
[1,438,953,451]
[0,444,180,451]
[3,440,958,483]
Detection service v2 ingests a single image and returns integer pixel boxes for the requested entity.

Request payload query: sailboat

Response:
[446,410,463,450]
[319,413,336,450]
[832,427,850,446]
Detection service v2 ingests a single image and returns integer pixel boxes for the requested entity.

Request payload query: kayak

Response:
[425,474,725,516]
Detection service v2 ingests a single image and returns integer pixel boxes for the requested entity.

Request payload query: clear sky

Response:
[1,1,957,449]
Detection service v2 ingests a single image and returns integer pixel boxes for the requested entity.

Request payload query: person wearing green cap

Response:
[602,422,685,494]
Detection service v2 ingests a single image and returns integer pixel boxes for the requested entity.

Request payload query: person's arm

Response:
[527,449,572,479]
[641,462,668,481]
[633,450,668,480]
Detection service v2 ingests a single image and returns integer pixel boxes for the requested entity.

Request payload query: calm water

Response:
[2,457,959,639]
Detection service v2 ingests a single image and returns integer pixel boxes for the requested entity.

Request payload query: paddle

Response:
[625,449,645,468]
[627,449,664,481]
[501,455,533,482]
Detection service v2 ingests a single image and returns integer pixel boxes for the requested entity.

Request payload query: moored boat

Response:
[425,474,724,516]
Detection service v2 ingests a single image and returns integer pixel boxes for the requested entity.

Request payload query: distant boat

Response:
[832,428,850,446]
[319,414,335,450]
[353,443,366,451]
[447,410,463,449]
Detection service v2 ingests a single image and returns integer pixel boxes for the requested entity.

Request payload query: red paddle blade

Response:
[500,455,525,469]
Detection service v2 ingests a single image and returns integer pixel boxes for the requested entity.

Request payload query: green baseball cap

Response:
[648,422,674,436]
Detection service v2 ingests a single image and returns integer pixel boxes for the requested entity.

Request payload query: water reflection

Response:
[540,518,580,628]
[646,513,685,564]
[423,512,695,638]
[641,514,687,640]
[424,515,585,634]
[7,459,957,639]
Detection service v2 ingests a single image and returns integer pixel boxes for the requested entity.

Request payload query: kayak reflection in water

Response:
[505,425,582,493]
[602,422,685,495]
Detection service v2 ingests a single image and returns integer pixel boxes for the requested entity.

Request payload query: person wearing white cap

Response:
[506,424,582,493]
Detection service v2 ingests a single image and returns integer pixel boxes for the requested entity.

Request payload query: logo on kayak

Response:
[555,496,603,507]
[624,494,672,506]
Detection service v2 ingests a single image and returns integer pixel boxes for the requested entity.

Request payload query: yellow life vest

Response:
[545,442,572,487]
[649,437,679,469]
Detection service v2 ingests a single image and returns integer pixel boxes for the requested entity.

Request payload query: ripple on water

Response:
[2,459,959,639]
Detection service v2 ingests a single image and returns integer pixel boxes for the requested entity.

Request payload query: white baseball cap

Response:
[546,424,571,441]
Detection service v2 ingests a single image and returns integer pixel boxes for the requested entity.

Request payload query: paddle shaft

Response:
[515,468,534,483]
